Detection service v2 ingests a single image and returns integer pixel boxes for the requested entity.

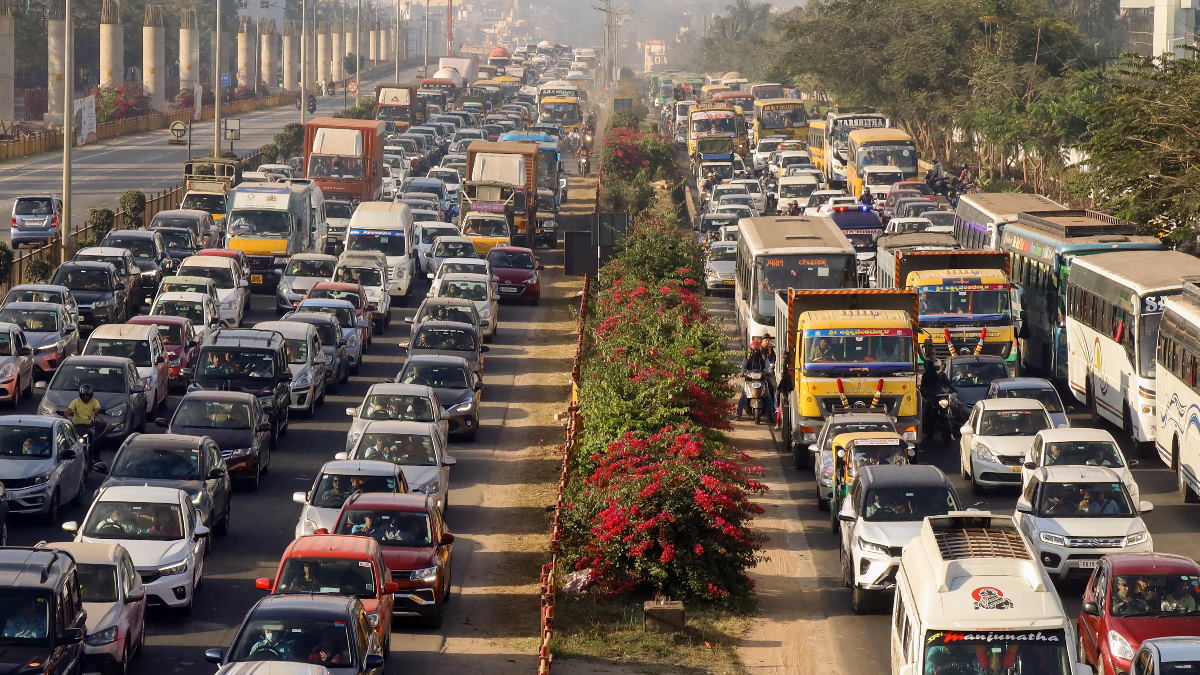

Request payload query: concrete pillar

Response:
[331,23,344,81]
[282,20,298,93]
[179,9,198,97]
[237,16,253,89]
[368,27,379,61]
[260,20,276,93]
[142,5,165,111]
[303,27,316,91]
[317,27,331,86]
[46,14,65,125]
[99,0,123,89]
[0,8,14,122]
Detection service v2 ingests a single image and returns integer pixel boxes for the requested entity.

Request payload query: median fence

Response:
[537,275,591,675]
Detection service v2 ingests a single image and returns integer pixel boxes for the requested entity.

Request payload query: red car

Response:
[1079,553,1200,674]
[329,492,455,628]
[196,248,249,271]
[486,246,543,304]
[306,281,373,348]
[128,314,199,392]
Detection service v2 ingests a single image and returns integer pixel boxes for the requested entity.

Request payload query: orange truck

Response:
[303,117,386,204]
[373,84,424,129]
[463,140,539,246]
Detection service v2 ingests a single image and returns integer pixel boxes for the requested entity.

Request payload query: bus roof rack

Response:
[1015,209,1135,238]
[927,513,1032,561]
[831,106,876,115]
[1181,276,1200,303]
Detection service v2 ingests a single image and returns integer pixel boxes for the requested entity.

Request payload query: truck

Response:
[303,117,386,205]
[463,141,539,246]
[872,235,1016,366]
[775,288,922,450]
[438,55,478,85]
[181,157,240,224]
[225,182,320,291]
[373,84,424,129]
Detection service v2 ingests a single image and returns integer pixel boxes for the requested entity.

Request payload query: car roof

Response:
[283,533,379,559]
[60,355,131,367]
[343,492,431,512]
[206,328,284,347]
[440,272,490,282]
[88,323,157,340]
[1032,465,1122,483]
[413,320,478,333]
[433,235,472,244]
[1034,427,1117,442]
[10,284,70,293]
[130,314,192,327]
[991,377,1056,390]
[299,298,355,309]
[58,260,116,271]
[180,255,235,268]
[285,311,339,325]
[97,485,186,503]
[319,459,401,475]
[154,209,208,219]
[1102,552,1200,576]
[0,547,76,589]
[162,275,214,285]
[442,257,487,266]
[361,420,439,434]
[401,354,471,367]
[37,541,127,565]
[179,390,257,404]
[858,464,953,490]
[977,397,1047,411]
[250,593,358,616]
[290,252,338,262]
[365,382,436,397]
[122,432,206,451]
[1145,636,1200,660]
[253,321,317,339]
[1,301,64,311]
[153,291,210,304]
[77,246,132,257]
[488,245,534,255]
[105,230,158,240]
[419,297,474,308]
[0,414,62,428]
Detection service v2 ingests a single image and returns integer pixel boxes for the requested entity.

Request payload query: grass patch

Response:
[551,595,753,674]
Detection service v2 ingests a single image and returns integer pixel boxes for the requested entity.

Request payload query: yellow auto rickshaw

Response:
[829,431,912,532]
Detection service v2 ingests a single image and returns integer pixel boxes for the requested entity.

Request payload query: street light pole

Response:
[61,0,73,260]
[354,0,361,98]
[213,0,222,157]
[300,0,307,123]
[393,0,400,81]
[422,0,427,74]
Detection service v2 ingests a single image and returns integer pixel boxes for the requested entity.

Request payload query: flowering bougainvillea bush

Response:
[93,86,153,123]
[599,127,677,183]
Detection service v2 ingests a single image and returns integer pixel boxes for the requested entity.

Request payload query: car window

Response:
[310,473,399,508]
[1043,441,1125,468]
[1036,481,1133,518]
[0,308,59,333]
[50,363,126,392]
[110,444,202,480]
[0,424,54,458]
[399,364,468,389]
[85,338,152,367]
[353,433,437,465]
[413,326,476,351]
[275,557,376,598]
[360,394,436,422]
[82,501,185,540]
[51,267,115,291]
[336,509,432,547]
[228,617,352,666]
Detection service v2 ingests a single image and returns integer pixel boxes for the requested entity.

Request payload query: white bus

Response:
[344,201,415,297]
[734,216,856,346]
[1156,278,1200,500]
[1065,250,1200,443]
[951,192,1066,251]
[823,107,888,187]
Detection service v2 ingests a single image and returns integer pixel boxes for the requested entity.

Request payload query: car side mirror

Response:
[444,455,456,466]
[399,340,410,350]
[259,422,271,432]
[1129,459,1139,467]
[181,367,194,377]
[16,346,31,356]
[384,581,400,594]
[61,520,79,533]
[1139,500,1154,513]
[239,279,249,287]
[442,532,455,544]
[59,627,84,644]
[125,588,145,603]
[1015,499,1033,514]
[208,467,226,479]
[34,381,47,392]
[204,648,225,665]
[1023,462,1037,470]
[92,462,109,474]
[292,491,308,504]
[426,273,435,280]
[480,345,490,353]
[1081,600,1100,616]
[334,452,349,460]
[254,578,273,591]
[365,655,385,670]
[473,381,483,391]
[194,524,210,539]
[959,424,972,436]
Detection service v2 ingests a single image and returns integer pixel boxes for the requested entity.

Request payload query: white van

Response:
[890,512,1090,675]
[344,201,414,297]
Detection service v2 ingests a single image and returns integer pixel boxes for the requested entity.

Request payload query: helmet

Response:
[79,384,93,399]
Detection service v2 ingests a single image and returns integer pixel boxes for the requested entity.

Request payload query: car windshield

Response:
[1037,481,1134,517]
[14,198,54,215]
[275,558,375,598]
[52,267,113,291]
[399,364,469,390]
[229,617,353,667]
[463,219,509,237]
[422,227,459,245]
[145,322,183,346]
[488,250,535,270]
[441,262,486,276]
[173,399,253,429]
[979,409,1050,436]
[5,289,64,305]
[360,393,436,422]
[333,266,383,288]
[0,308,59,332]
[335,509,432,547]
[178,265,234,288]
[779,183,818,199]
[1043,440,1124,468]
[104,236,156,259]
[435,242,477,258]
[707,246,736,262]
[310,472,399,508]
[354,433,437,465]
[948,361,1009,388]
[283,338,309,364]
[286,259,336,277]
[156,229,194,248]
[180,194,226,213]
[0,591,50,642]
[923,629,1070,675]
[803,331,915,377]
[996,387,1063,413]
[302,304,354,328]
[326,202,354,219]
[153,300,204,325]
[151,216,200,229]
[430,171,459,185]
[161,280,210,295]
[1111,574,1200,618]
[0,425,54,458]
[84,339,151,367]
[51,363,126,392]
[110,445,201,480]
[76,563,119,603]
[862,486,956,522]
[416,304,475,325]
[441,280,487,301]
[413,327,475,351]
[198,349,276,380]
[82,501,186,540]
[348,232,407,256]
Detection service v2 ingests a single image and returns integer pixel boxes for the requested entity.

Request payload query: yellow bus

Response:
[701,83,731,98]
[687,105,746,157]
[807,119,827,171]
[538,96,583,132]
[846,128,918,198]
[752,98,809,144]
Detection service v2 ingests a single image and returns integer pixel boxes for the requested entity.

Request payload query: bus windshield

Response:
[923,629,1070,675]
[856,143,917,173]
[692,114,736,135]
[758,105,806,130]
[802,328,915,377]
[539,102,580,125]
[752,254,853,322]
[1139,312,1163,378]
[918,285,1012,325]
[226,210,293,238]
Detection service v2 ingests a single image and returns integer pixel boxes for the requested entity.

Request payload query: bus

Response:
[1000,209,1165,380]
[750,82,784,100]
[687,105,746,157]
[953,192,1067,251]
[1065,250,1200,444]
[846,128,918,200]
[806,120,826,170]
[537,80,584,106]
[825,108,889,187]
[538,96,583,133]
[713,91,755,125]
[735,215,857,345]
[752,99,808,144]
[1156,279,1200,497]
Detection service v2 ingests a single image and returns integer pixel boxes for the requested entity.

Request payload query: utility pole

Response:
[61,0,73,260]
[592,0,628,90]
[422,0,428,74]
[393,0,400,80]
[300,0,307,123]
[446,0,451,56]
[355,0,361,99]
[213,0,222,158]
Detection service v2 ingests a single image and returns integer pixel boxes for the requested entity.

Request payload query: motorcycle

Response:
[743,369,768,424]
[74,415,112,465]
[307,96,317,114]
[578,155,590,176]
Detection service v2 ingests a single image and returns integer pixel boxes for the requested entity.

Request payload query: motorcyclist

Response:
[786,201,801,216]
[64,384,106,461]
[919,352,948,444]
[860,188,875,206]
[736,341,776,422]
[577,145,591,175]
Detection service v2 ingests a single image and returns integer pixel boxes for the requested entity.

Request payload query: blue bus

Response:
[1000,209,1164,380]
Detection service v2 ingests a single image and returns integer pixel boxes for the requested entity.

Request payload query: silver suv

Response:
[11,195,63,248]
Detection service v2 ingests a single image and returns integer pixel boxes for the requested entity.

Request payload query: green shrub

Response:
[87,208,115,241]
[25,257,53,283]
[258,142,279,163]
[119,190,146,228]
[273,123,305,161]
[0,241,14,282]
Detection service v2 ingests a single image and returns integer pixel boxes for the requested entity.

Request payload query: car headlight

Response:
[366,611,380,626]
[93,298,113,308]
[228,447,255,457]
[1039,532,1067,547]
[972,444,999,464]
[1124,531,1149,547]
[0,363,15,379]
[855,536,890,557]
[523,273,539,284]
[32,471,53,486]
[1108,630,1135,661]
[85,625,119,646]
[158,559,189,576]
[409,565,439,582]
[346,333,359,347]
[108,403,128,418]
[418,480,441,495]
[450,398,475,412]
[35,343,60,354]
[293,372,311,389]
[278,281,292,295]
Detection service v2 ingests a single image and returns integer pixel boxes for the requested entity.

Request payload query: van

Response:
[82,323,170,413]
[345,202,415,298]
[890,512,1090,675]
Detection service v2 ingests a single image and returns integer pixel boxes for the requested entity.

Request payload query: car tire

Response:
[102,641,128,675]
[464,425,478,442]
[279,407,290,435]
[850,585,875,615]
[215,499,231,535]
[0,520,7,546]
[42,490,60,524]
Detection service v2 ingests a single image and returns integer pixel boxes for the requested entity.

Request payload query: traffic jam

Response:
[0,42,591,675]
[656,69,1200,672]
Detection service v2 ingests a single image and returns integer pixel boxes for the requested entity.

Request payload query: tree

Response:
[697,0,775,78]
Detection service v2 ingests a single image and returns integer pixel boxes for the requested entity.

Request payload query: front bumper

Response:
[496,281,538,299]
[5,483,55,515]
[245,257,283,291]
[34,349,65,374]
[852,548,901,591]
[84,634,130,668]
[222,450,262,478]
[137,567,195,608]
[78,306,118,332]
[444,409,477,436]
[390,576,441,615]
[1034,538,1152,579]
[289,384,316,410]
[970,452,1025,487]
[705,275,735,291]
[276,290,304,312]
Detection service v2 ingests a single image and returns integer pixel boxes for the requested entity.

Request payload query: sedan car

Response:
[177,255,250,328]
[429,273,498,339]
[940,354,1014,428]
[292,459,407,538]
[487,246,543,303]
[959,398,1053,492]
[703,242,737,292]
[404,321,487,377]
[1022,427,1140,504]
[344,382,445,452]
[986,376,1069,428]
[276,253,339,314]
[408,297,482,334]
[162,391,272,490]
[37,355,148,442]
[426,236,479,276]
[0,414,89,522]
[338,420,455,511]
[3,283,81,325]
[151,226,202,262]
[0,321,35,406]
[395,355,481,441]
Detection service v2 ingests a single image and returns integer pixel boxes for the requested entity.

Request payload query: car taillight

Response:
[10,216,15,226]
[50,214,58,225]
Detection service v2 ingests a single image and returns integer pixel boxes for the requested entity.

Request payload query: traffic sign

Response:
[169,121,187,139]
[348,80,359,95]
[220,73,231,87]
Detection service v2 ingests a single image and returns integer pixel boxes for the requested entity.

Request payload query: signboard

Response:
[613,98,632,112]
[832,115,888,129]
[223,118,241,141]
[72,95,97,146]
[348,80,359,95]
[376,87,410,105]
[230,186,291,210]
[220,73,232,87]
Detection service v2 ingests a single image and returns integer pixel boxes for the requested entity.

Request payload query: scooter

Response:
[743,369,767,424]
[307,96,317,114]
[76,416,112,465]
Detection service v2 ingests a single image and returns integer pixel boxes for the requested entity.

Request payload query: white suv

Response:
[1015,465,1154,580]
[1022,427,1140,504]
[959,398,1052,493]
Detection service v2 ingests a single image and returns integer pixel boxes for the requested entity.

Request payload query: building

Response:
[1121,0,1198,57]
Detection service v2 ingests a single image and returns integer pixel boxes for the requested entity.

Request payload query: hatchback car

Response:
[0,414,89,522]
[253,321,327,417]
[339,420,455,511]
[426,235,479,275]
[0,302,77,378]
[429,273,498,339]
[177,255,250,327]
[291,299,367,371]
[304,282,372,346]
[429,257,493,283]
[395,355,481,441]
[280,311,349,389]
[83,323,170,414]
[127,315,201,393]
[37,355,149,442]
[408,297,481,334]
[51,261,128,331]
[3,283,80,325]
[487,246,543,303]
[986,376,1069,428]
[74,247,144,313]
[415,223,461,273]
[148,291,219,344]
[703,242,737,292]
[100,230,175,298]
[940,354,1014,427]
[11,194,64,247]
[333,253,391,332]
[292,459,408,538]
[276,253,338,314]
[163,391,272,490]
[344,383,445,452]
[959,397,1053,492]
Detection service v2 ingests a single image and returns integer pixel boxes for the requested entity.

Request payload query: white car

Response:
[151,291,220,344]
[337,420,456,511]
[776,176,821,210]
[334,252,392,332]
[704,182,744,210]
[959,398,1053,493]
[291,459,406,538]
[415,223,461,274]
[817,196,862,216]
[429,257,497,297]
[41,540,147,672]
[884,217,944,234]
[710,204,755,221]
[1015,465,1153,580]
[177,255,250,327]
[82,323,169,414]
[324,199,355,241]
[426,168,462,202]
[704,242,737,291]
[426,235,479,276]
[1022,427,1140,504]
[344,382,446,451]
[275,253,338,314]
[804,189,849,216]
[728,178,767,213]
[752,136,786,172]
[64,485,209,613]
[714,194,759,217]
[429,272,498,339]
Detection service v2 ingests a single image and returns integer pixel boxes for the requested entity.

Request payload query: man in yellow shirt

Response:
[64,384,105,460]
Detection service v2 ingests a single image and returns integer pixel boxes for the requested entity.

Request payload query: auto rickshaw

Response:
[829,431,912,533]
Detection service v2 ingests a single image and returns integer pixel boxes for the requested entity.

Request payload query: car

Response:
[305,282,373,346]
[279,311,349,390]
[0,546,87,675]
[277,253,339,314]
[291,299,367,371]
[155,275,221,311]
[703,242,737,291]
[705,183,745,210]
[292,459,408,537]
[149,209,218,248]
[127,315,201,393]
[51,261,129,330]
[1131,637,1200,674]
[404,320,487,377]
[64,485,210,613]
[0,483,7,542]
[74,247,144,313]
[1022,427,1140,502]
[148,225,202,263]
[0,302,78,378]
[426,235,479,276]
[959,397,1053,492]
[331,493,455,628]
[36,355,149,443]
[100,230,176,299]
[253,321,327,418]
[415,222,461,273]
[426,168,461,201]
[835,464,960,613]
[3,283,81,325]
[694,213,739,242]
[895,198,940,220]
[82,323,170,414]
[804,189,848,216]
[429,272,498,339]
[95,433,233,537]
[459,212,512,255]
[325,198,356,241]
[162,391,272,490]
[715,193,759,217]
[338,420,455,511]
[189,328,292,442]
[344,383,446,452]
[333,253,392,332]
[881,188,925,221]
[940,354,1013,427]
[395,355,481,441]
[986,376,1069,428]
[203,595,385,675]
[10,194,64,247]
[883,217,946,235]
[177,255,251,327]
[37,541,147,675]
[487,246,543,303]
[253,535,397,654]
[408,297,482,335]
[0,321,34,406]
[710,203,755,221]
[148,291,220,345]
[1017,465,1154,583]
[752,136,786,172]
[429,256,494,285]
[807,411,901,509]
[0,414,89,522]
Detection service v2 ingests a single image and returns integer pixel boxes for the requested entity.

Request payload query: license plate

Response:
[250,274,263,285]
[723,279,735,286]
[499,285,520,294]
[1012,466,1023,472]
[1076,560,1098,569]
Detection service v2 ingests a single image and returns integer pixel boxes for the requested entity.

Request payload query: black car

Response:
[939,354,1013,426]
[205,594,386,671]
[0,547,87,675]
[73,247,144,313]
[162,391,272,489]
[50,261,128,331]
[395,354,481,441]
[151,227,201,261]
[101,230,175,298]
[188,328,292,442]
[96,432,234,534]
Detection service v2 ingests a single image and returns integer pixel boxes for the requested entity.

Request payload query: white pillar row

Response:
[45,15,64,125]
[368,27,378,61]
[236,16,253,89]
[282,21,298,93]
[0,8,14,122]
[260,21,276,94]
[142,5,165,111]
[178,9,198,97]
[99,0,123,90]
[330,25,344,81]
[317,28,331,86]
